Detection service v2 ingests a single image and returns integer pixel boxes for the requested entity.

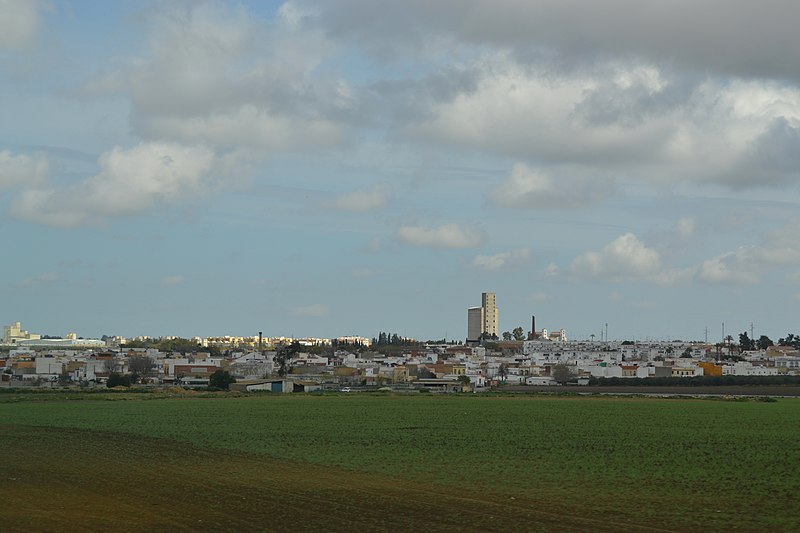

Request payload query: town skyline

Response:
[3,2,800,343]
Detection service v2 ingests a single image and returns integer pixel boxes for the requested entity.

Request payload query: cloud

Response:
[675,217,695,238]
[10,142,230,226]
[351,267,374,278]
[409,58,800,190]
[85,1,344,154]
[161,275,185,287]
[471,248,530,270]
[0,150,49,191]
[571,233,663,280]
[0,0,45,49]
[572,220,800,287]
[291,303,329,317]
[544,263,559,276]
[696,244,800,285]
[297,0,800,81]
[16,271,61,288]
[333,186,389,212]
[490,163,612,208]
[397,223,485,248]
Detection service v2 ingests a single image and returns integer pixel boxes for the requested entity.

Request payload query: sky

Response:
[1,0,800,342]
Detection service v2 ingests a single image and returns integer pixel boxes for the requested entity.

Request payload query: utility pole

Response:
[605,323,609,343]
[704,327,708,344]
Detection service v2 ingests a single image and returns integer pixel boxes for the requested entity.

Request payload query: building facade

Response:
[482,292,498,338]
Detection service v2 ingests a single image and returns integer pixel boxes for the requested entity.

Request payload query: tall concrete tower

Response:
[467,307,484,343]
[466,292,499,342]
[482,292,498,338]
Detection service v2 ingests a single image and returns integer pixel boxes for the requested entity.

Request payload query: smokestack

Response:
[531,315,536,339]
[258,331,263,353]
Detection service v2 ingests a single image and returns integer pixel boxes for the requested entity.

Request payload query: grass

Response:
[1,393,798,531]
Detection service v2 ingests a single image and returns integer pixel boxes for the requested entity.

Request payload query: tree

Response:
[739,332,755,352]
[551,364,576,384]
[107,373,131,388]
[457,375,471,387]
[58,370,71,386]
[497,363,508,381]
[128,356,154,378]
[756,335,774,351]
[502,331,512,341]
[209,370,236,390]
[512,327,525,341]
[680,348,693,358]
[103,358,117,374]
[275,342,302,377]
[779,334,800,349]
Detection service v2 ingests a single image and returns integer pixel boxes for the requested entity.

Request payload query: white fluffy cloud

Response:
[571,233,664,280]
[397,223,485,248]
[697,245,800,285]
[0,0,45,49]
[10,142,228,226]
[572,220,800,286]
[490,163,612,208]
[471,248,530,270]
[333,186,389,212]
[0,150,49,191]
[419,61,800,189]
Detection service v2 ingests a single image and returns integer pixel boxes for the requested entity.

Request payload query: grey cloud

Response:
[0,150,49,191]
[87,1,346,154]
[0,0,45,49]
[490,163,615,209]
[730,118,800,187]
[295,0,800,81]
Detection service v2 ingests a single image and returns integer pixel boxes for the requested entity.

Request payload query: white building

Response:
[3,321,41,344]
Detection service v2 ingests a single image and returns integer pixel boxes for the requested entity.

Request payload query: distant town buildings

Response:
[2,322,40,344]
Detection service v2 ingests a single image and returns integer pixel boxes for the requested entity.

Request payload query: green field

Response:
[1,393,798,531]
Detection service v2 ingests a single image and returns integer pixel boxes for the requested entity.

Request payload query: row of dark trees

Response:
[778,334,800,349]
[371,332,419,346]
[501,327,527,341]
[122,337,223,357]
[106,369,236,390]
[738,332,774,352]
